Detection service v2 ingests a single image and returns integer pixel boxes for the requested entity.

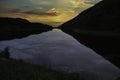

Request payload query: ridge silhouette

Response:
[0,17,52,40]
[60,0,120,67]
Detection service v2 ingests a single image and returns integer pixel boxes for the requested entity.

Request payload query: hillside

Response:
[0,44,85,80]
[0,17,52,41]
[0,49,84,80]
[60,0,120,67]
[0,59,85,80]
[60,0,120,32]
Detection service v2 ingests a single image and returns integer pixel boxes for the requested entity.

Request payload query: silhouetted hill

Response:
[0,17,53,40]
[60,0,120,67]
[60,0,120,32]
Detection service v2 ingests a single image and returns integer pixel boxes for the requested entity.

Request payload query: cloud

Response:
[0,0,101,26]
[0,0,101,14]
[23,11,60,16]
[10,6,60,16]
[10,9,21,13]
[85,0,102,4]
[0,5,13,13]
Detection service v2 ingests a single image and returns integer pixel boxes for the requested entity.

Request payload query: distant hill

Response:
[60,0,120,67]
[0,17,52,40]
[60,0,120,32]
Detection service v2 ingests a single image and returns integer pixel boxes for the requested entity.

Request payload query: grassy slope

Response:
[0,60,84,80]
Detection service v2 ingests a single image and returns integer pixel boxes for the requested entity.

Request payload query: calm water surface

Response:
[0,29,120,80]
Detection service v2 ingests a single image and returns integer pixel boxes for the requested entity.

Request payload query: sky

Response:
[0,0,102,27]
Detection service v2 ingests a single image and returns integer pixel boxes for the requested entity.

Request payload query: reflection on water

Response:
[52,28,63,32]
[0,29,120,80]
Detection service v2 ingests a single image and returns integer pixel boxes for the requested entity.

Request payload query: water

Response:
[0,29,120,80]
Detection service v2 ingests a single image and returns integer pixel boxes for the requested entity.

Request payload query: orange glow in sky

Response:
[0,0,101,27]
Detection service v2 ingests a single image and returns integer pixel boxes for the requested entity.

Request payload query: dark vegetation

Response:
[0,17,53,41]
[0,48,84,80]
[60,0,120,67]
[0,47,10,60]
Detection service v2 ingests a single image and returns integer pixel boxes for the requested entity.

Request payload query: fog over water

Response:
[0,29,120,80]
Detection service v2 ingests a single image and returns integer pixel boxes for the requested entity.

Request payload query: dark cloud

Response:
[0,3,59,16]
[0,5,11,13]
[10,9,21,13]
[23,11,60,16]
[3,7,59,16]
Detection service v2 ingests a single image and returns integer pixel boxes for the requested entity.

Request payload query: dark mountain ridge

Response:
[60,0,120,67]
[60,0,120,31]
[0,17,53,40]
